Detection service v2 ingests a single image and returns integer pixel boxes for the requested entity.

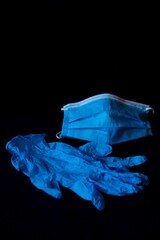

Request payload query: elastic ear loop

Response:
[56,107,66,139]
[56,131,62,139]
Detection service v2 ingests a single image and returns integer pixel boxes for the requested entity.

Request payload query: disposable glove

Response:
[6,134,149,210]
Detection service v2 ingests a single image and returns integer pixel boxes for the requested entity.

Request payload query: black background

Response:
[1,12,160,240]
[48,0,64,8]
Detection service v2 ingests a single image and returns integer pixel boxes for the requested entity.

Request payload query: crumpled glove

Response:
[5,133,149,210]
[78,141,148,169]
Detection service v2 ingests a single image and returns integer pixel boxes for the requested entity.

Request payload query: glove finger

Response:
[79,141,112,158]
[107,170,149,185]
[92,187,105,210]
[102,155,147,170]
[122,155,147,167]
[69,178,105,210]
[93,172,148,196]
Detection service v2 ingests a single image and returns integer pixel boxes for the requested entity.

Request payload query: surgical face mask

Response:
[56,93,154,145]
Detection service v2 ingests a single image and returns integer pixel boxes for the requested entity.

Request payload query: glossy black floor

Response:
[1,31,160,239]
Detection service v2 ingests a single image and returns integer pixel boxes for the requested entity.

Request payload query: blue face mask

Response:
[56,93,154,145]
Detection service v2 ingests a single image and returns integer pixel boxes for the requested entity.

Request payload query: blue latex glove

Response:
[6,134,149,210]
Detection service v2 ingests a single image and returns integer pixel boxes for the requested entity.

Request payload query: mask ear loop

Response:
[56,107,66,139]
[145,107,154,113]
[56,131,62,139]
